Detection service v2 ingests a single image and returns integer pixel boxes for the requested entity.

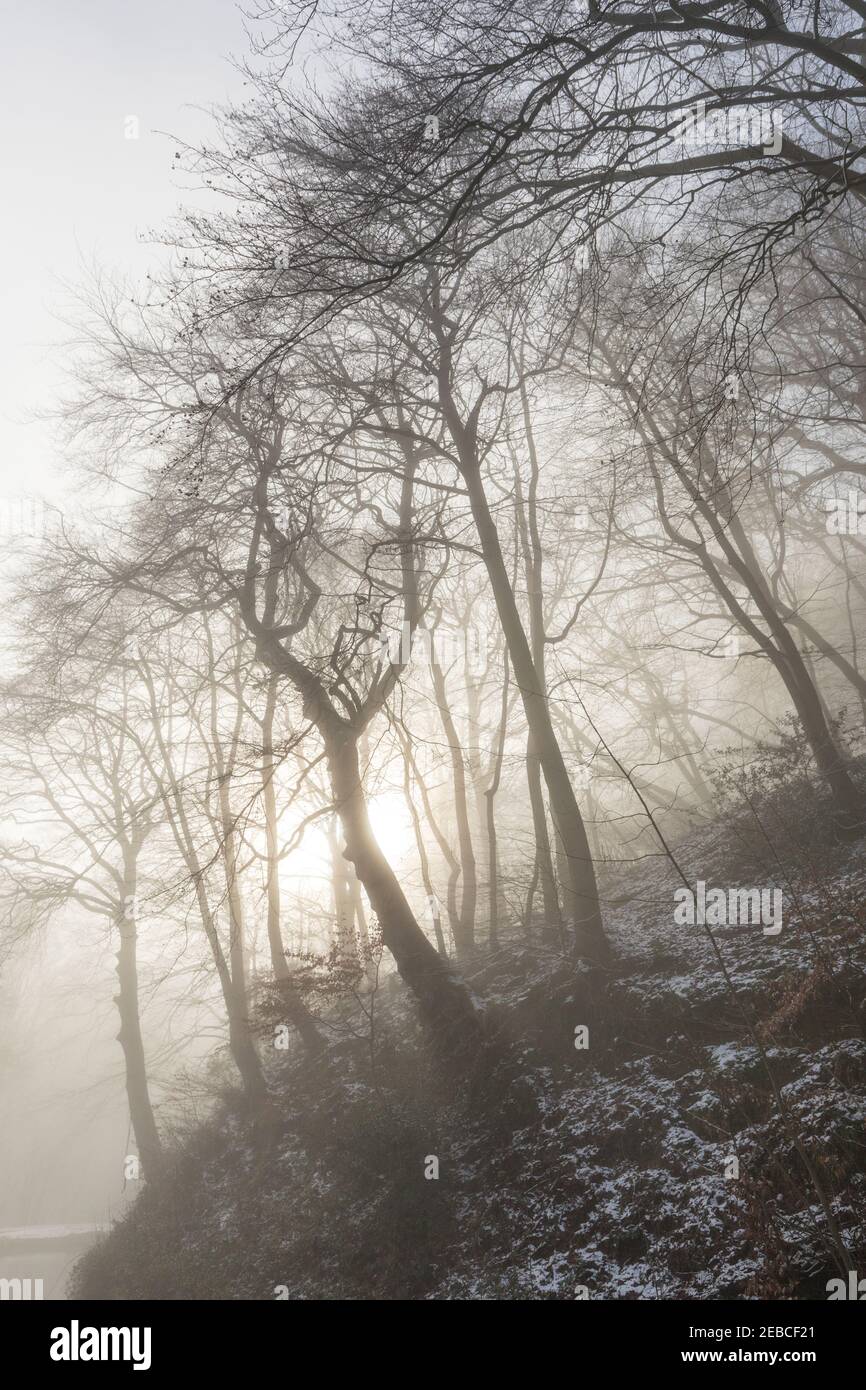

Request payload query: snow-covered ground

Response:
[70,817,866,1300]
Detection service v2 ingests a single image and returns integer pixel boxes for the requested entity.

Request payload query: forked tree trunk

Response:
[240,495,480,1047]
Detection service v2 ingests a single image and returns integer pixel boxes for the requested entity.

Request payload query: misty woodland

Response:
[4,0,866,1303]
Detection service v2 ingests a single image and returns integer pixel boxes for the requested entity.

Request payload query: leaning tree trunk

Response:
[114,880,162,1181]
[638,416,864,836]
[514,401,564,940]
[462,466,609,960]
[239,512,480,1047]
[708,514,863,834]
[526,731,563,939]
[327,725,481,1045]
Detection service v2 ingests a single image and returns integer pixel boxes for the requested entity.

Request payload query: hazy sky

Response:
[0,0,252,517]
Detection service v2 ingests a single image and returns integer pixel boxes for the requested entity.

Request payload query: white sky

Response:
[0,0,252,519]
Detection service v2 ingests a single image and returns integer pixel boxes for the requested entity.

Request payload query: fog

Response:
[1,0,865,1317]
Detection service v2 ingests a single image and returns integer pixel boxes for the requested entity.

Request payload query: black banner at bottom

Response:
[1,1296,860,1374]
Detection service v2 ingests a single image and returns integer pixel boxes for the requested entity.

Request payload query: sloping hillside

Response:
[72,819,866,1301]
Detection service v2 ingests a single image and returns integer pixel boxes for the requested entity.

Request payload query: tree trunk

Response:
[486,655,510,948]
[399,730,449,957]
[188,874,269,1105]
[218,776,249,1015]
[631,392,864,835]
[514,396,564,939]
[429,654,477,954]
[461,466,609,959]
[327,726,481,1045]
[711,514,863,832]
[464,666,491,896]
[260,682,324,1054]
[113,885,162,1181]
[329,816,362,977]
[142,660,270,1107]
[776,600,866,704]
[526,731,563,938]
[397,722,462,951]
